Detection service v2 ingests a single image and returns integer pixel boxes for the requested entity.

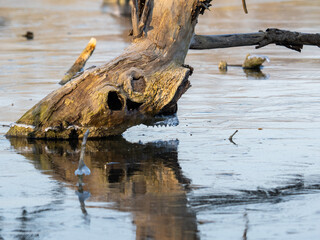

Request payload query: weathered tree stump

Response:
[7,0,211,139]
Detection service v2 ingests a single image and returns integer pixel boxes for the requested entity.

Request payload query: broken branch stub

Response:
[242,0,248,14]
[6,0,210,139]
[59,38,96,85]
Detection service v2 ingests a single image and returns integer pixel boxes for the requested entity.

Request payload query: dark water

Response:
[1,0,320,239]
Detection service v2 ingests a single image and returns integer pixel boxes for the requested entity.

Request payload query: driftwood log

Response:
[7,0,211,139]
[6,1,320,139]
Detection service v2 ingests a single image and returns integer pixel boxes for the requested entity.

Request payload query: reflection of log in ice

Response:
[243,68,269,80]
[75,185,91,218]
[75,129,91,177]
[9,137,199,240]
[74,129,91,219]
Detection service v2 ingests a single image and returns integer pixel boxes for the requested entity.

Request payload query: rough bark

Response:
[190,28,320,52]
[7,0,212,139]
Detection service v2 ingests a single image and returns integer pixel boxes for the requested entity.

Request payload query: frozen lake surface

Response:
[0,0,320,239]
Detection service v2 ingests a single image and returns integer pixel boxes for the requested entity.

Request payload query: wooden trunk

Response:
[7,0,211,139]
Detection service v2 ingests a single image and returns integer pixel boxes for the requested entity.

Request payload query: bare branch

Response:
[190,28,320,52]
[191,32,264,49]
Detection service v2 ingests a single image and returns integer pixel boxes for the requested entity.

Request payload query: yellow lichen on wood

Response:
[64,98,74,106]
[242,0,248,14]
[218,60,228,72]
[6,125,34,138]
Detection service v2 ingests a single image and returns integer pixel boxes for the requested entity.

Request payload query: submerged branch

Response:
[190,28,320,52]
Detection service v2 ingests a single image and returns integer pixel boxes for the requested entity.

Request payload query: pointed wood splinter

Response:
[59,38,96,85]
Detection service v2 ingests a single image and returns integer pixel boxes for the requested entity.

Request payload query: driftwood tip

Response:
[60,37,97,85]
[88,37,97,47]
[242,0,248,14]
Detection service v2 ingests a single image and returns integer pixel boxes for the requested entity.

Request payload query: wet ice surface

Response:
[1,0,320,239]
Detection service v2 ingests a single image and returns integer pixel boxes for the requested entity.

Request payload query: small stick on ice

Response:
[229,130,238,145]
[75,129,91,177]
[59,38,96,85]
[242,0,248,14]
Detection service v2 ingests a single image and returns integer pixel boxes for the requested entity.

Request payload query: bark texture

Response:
[7,0,211,139]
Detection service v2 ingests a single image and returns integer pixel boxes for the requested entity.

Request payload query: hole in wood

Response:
[107,91,123,110]
[131,76,146,93]
[69,129,78,139]
[107,168,124,183]
[127,99,143,111]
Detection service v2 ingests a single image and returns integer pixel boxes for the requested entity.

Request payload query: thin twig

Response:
[242,0,248,14]
[242,212,249,240]
[229,130,238,145]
